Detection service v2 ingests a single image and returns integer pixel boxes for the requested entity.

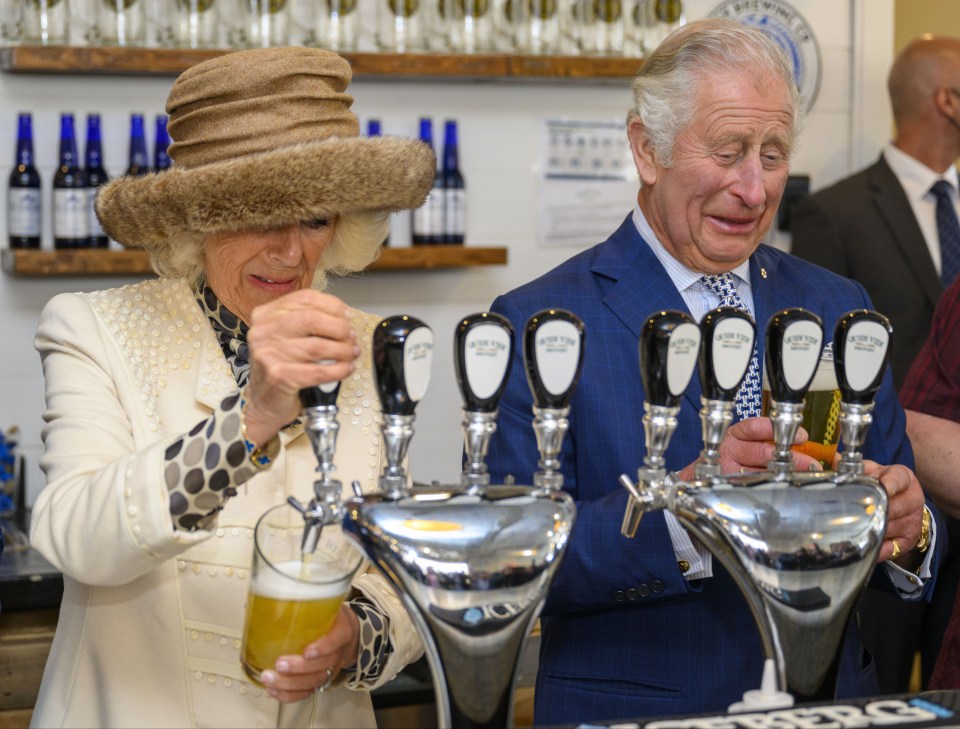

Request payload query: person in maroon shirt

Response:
[902,274,960,689]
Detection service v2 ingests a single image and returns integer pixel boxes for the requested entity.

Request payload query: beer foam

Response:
[808,365,838,392]
[252,560,351,601]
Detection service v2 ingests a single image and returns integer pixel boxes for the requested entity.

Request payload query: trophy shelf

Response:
[1,246,508,277]
[0,45,642,82]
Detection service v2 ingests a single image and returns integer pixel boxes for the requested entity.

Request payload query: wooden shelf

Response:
[0,45,642,82]
[1,245,507,277]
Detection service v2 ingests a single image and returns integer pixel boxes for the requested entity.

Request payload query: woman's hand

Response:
[242,289,360,445]
[259,603,361,703]
[676,416,819,481]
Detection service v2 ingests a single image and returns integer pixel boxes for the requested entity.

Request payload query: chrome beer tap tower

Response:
[297,310,584,729]
[619,307,893,705]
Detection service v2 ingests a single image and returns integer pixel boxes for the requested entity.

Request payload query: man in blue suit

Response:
[486,19,943,726]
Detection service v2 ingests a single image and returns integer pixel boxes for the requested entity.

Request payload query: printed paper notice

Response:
[538,120,638,248]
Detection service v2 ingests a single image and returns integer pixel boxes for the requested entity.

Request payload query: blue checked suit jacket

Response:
[486,215,944,726]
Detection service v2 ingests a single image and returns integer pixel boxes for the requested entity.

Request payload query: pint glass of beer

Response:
[762,352,842,469]
[241,503,363,685]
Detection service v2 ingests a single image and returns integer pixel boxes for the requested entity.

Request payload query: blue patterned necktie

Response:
[700,273,762,419]
[930,179,960,287]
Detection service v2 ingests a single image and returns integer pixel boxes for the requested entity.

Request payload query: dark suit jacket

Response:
[486,215,943,726]
[790,156,943,388]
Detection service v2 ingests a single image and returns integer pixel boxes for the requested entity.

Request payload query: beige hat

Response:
[96,46,436,251]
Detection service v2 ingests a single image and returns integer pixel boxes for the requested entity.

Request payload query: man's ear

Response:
[628,118,659,186]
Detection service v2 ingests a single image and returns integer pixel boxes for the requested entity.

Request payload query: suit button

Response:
[637,583,651,597]
[625,588,639,601]
[651,580,664,593]
[613,590,626,603]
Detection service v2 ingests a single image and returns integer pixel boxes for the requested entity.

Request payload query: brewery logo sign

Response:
[709,0,822,110]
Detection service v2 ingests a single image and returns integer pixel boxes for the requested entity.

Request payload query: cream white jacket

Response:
[30,278,423,729]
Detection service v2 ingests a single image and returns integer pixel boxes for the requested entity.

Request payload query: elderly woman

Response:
[29,47,435,728]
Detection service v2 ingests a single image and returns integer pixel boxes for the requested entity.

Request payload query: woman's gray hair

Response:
[147,211,390,290]
[628,18,806,166]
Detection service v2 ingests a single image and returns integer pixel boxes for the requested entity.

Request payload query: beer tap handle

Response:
[833,310,893,474]
[697,307,756,478]
[833,310,892,406]
[373,315,434,497]
[523,309,585,411]
[299,380,341,410]
[764,308,824,470]
[455,312,514,412]
[522,309,585,490]
[639,310,701,411]
[455,312,515,488]
[620,311,699,538]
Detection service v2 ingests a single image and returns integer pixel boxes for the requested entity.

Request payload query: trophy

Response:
[291,310,583,729]
[619,307,892,705]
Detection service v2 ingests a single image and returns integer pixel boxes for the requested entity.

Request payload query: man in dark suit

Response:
[791,35,960,389]
[485,19,942,726]
[791,35,960,695]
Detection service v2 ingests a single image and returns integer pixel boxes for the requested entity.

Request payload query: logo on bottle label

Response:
[708,0,822,109]
[8,189,41,237]
[54,189,88,239]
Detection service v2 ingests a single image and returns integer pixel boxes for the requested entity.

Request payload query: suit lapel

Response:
[869,158,942,307]
[595,219,704,412]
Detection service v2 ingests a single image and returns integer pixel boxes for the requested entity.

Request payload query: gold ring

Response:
[890,538,901,560]
[318,666,334,692]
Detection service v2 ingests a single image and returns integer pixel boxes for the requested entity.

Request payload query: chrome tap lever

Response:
[833,310,893,475]
[620,310,700,537]
[764,308,824,473]
[696,307,756,480]
[454,312,515,490]
[295,379,344,553]
[373,315,434,499]
[522,309,585,491]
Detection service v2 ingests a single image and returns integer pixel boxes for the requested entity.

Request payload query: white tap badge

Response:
[465,324,512,401]
[535,320,581,396]
[843,321,890,392]
[782,320,823,391]
[712,318,755,392]
[403,327,434,402]
[318,359,338,393]
[667,323,701,397]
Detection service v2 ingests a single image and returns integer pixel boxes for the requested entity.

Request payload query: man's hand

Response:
[864,460,926,567]
[676,416,819,481]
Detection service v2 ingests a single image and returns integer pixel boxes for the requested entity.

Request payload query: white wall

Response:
[0,0,894,507]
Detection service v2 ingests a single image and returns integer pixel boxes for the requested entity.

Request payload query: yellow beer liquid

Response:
[240,560,350,685]
[761,367,841,469]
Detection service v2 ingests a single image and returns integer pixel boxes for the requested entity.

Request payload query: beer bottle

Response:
[7,112,42,249]
[84,113,110,249]
[154,114,171,172]
[441,119,465,245]
[411,117,444,246]
[366,119,389,246]
[53,113,89,250]
[126,113,149,177]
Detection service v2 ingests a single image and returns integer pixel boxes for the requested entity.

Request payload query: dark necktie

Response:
[700,273,762,419]
[930,179,960,287]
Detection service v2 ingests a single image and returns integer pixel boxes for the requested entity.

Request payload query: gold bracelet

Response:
[240,398,280,471]
[915,505,932,554]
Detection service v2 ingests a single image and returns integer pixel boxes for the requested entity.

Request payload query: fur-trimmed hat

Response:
[96,47,436,252]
